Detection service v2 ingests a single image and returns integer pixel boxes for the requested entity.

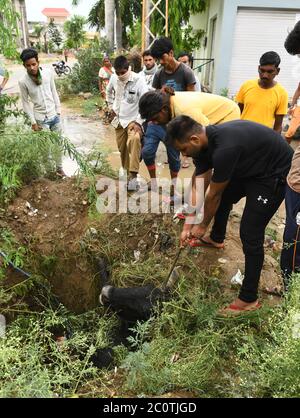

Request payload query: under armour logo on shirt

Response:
[258,196,268,204]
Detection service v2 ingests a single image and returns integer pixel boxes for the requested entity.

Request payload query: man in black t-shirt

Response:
[141,37,197,193]
[166,116,293,315]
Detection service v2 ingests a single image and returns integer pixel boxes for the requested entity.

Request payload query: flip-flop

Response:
[218,301,262,317]
[188,238,225,249]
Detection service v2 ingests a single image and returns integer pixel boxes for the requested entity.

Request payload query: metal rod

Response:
[165,247,183,285]
[165,0,169,37]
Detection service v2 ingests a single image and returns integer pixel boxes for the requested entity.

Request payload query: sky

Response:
[25,0,97,23]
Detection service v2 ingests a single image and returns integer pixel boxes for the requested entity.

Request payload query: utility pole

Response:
[142,0,169,51]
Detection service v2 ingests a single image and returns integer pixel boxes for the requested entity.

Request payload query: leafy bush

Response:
[0,125,60,204]
[63,39,110,95]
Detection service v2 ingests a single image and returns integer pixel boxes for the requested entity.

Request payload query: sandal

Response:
[218,301,261,317]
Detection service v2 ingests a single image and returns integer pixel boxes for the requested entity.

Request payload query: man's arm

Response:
[189,180,229,239]
[290,82,300,109]
[180,169,212,246]
[274,115,284,134]
[99,78,104,95]
[274,89,288,133]
[186,83,196,92]
[0,71,9,92]
[18,80,37,129]
[50,73,61,115]
[106,75,115,108]
[235,84,245,115]
[129,77,149,134]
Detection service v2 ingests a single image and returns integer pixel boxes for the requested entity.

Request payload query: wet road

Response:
[60,111,195,181]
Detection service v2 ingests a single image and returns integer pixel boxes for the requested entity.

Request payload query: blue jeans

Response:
[142,123,181,173]
[36,115,63,168]
[37,115,62,132]
[280,185,300,289]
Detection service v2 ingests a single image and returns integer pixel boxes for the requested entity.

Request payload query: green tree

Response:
[63,15,86,50]
[73,0,141,49]
[152,0,208,53]
[48,20,63,50]
[33,24,44,50]
[73,0,209,50]
[0,0,19,58]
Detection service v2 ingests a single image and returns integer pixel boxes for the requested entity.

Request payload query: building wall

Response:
[218,0,300,94]
[191,0,223,89]
[46,16,68,25]
[191,0,300,94]
[12,0,30,49]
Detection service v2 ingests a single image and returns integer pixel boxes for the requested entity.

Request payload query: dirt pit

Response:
[1,177,284,314]
[1,177,100,313]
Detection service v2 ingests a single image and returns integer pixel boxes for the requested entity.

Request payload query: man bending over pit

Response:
[166,116,293,315]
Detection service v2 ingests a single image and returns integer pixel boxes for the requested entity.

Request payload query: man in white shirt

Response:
[139,50,158,90]
[106,55,149,191]
[19,48,64,176]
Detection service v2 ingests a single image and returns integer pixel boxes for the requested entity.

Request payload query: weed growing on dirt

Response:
[0,307,118,398]
[233,277,300,398]
[0,125,99,204]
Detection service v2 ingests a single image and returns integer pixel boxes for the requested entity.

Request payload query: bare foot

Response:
[230,298,259,309]
[201,236,224,249]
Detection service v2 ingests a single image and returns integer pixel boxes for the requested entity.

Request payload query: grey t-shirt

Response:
[152,63,196,91]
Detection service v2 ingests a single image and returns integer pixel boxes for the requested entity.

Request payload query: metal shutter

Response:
[228,8,300,98]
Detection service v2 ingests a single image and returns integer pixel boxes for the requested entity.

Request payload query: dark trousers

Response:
[280,185,300,289]
[210,177,286,303]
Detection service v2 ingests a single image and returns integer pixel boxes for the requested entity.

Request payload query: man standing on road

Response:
[18,48,65,176]
[106,55,149,191]
[236,51,288,133]
[139,50,158,90]
[166,116,293,315]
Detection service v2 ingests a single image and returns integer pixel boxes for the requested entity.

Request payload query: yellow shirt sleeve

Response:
[183,108,210,126]
[276,89,288,115]
[171,96,210,126]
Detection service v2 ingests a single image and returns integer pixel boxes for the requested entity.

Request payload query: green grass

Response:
[1,222,300,397]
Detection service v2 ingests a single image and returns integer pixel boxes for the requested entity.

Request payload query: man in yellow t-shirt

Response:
[138,90,240,185]
[236,51,288,133]
[139,90,240,129]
